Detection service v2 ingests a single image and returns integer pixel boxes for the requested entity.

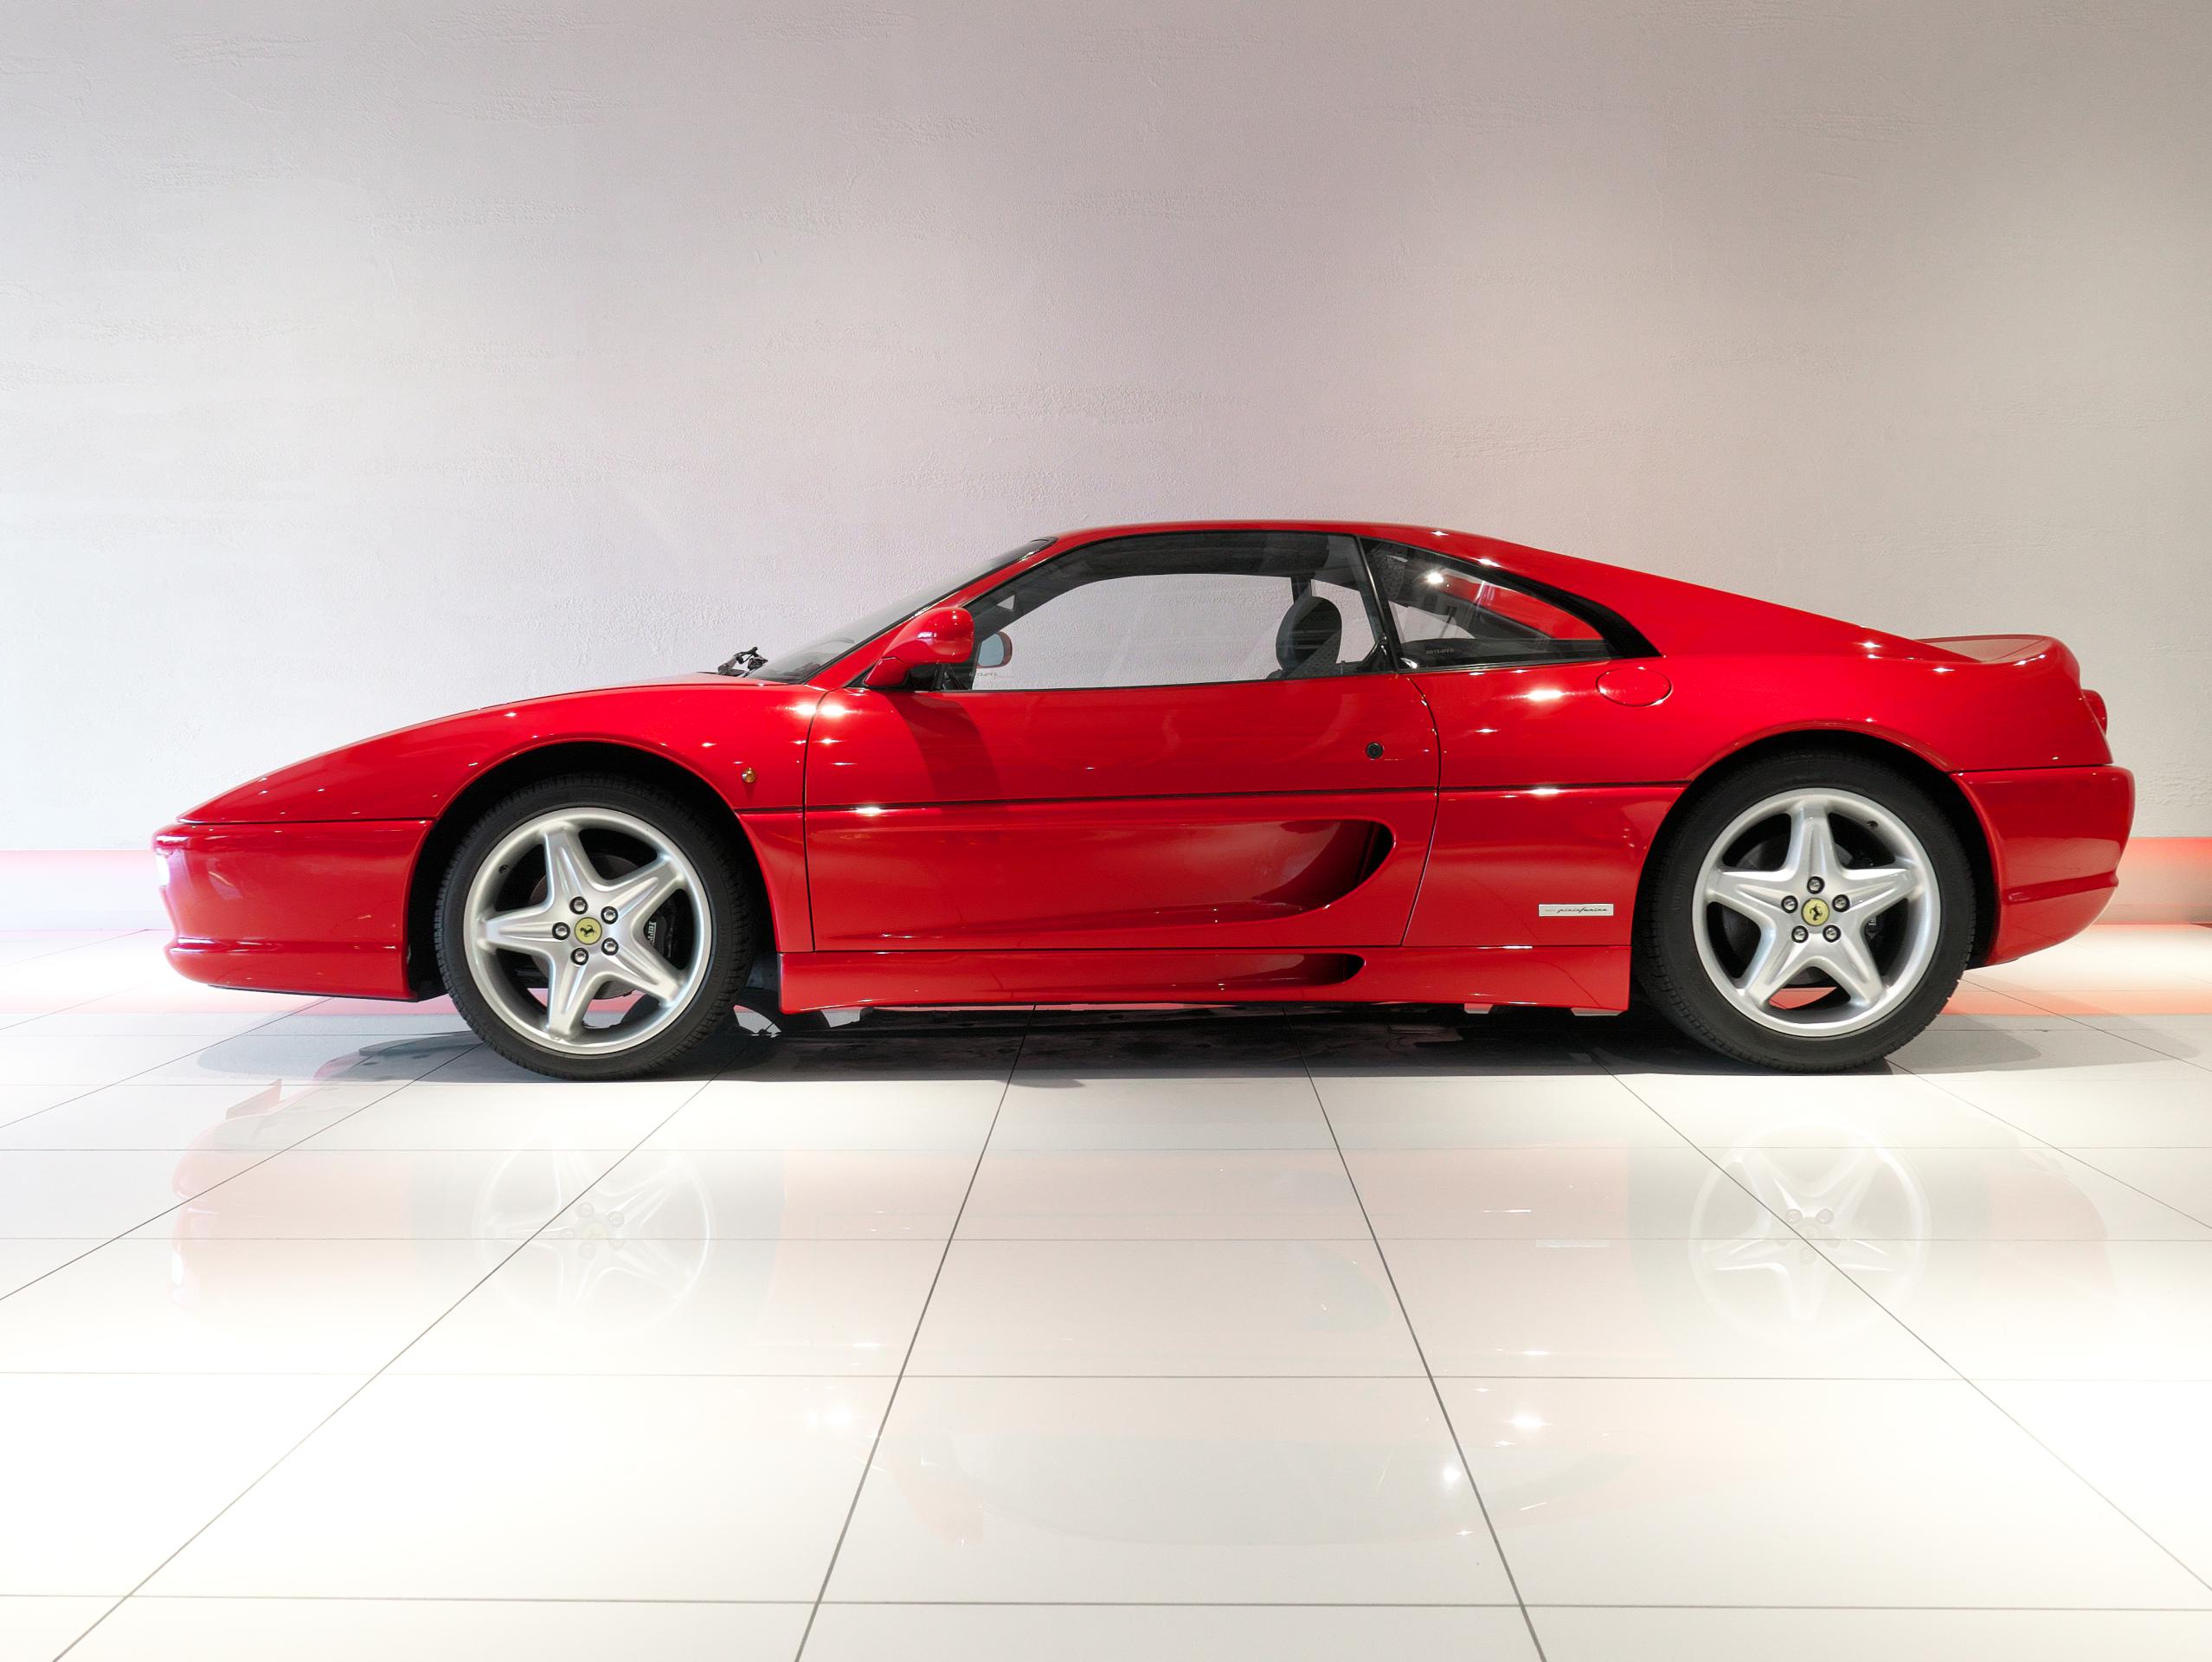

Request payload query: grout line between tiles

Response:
[0,958,325,1056]
[0,950,397,1117]
[1905,1068,2212,1233]
[48,1054,721,1659]
[29,1137,2212,1152]
[789,1009,1036,1662]
[1296,1040,1552,1662]
[22,1593,2212,1609]
[2,1354,2209,1383]
[9,972,2212,1647]
[13,1227,2194,1241]
[1603,1056,2212,1601]
[0,928,138,955]
[0,1015,421,1312]
[1946,977,2072,1020]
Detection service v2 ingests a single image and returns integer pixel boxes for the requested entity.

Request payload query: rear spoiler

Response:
[1919,634,2060,665]
[1923,635,2107,733]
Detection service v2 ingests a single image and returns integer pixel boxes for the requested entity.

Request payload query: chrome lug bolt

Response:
[1823,925,1842,942]
[601,938,619,955]
[569,897,588,915]
[1806,876,1825,894]
[1781,896,1798,912]
[552,922,569,940]
[1833,893,1850,912]
[601,905,617,924]
[569,947,588,965]
[1791,925,1809,944]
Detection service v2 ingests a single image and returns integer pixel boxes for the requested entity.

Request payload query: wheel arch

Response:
[402,740,774,995]
[1637,729,1999,971]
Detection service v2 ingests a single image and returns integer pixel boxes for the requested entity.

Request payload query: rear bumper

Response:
[1958,765,2133,965]
[155,819,430,999]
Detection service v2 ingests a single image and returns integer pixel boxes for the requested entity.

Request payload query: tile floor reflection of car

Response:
[2,924,2211,1659]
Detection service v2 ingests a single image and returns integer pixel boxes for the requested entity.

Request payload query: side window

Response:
[944,531,1385,692]
[1364,541,1613,670]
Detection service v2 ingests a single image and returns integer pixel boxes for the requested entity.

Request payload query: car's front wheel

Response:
[1636,753,1974,1070]
[434,775,756,1079]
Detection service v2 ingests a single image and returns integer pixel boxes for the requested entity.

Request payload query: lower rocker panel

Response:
[778,945,1629,1013]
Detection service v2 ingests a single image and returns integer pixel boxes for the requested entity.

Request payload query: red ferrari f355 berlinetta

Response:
[158,522,2132,1078]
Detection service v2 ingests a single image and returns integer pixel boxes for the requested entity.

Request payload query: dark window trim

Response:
[903,527,1398,694]
[1357,538,1659,668]
[833,528,1660,692]
[820,537,1055,688]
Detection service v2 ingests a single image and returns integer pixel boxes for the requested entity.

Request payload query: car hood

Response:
[180,675,820,823]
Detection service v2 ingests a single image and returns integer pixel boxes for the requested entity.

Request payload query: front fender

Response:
[182,679,821,823]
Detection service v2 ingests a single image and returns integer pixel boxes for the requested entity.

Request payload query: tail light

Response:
[2083,689,2108,731]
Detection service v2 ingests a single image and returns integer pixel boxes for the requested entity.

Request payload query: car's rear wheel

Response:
[434,775,756,1079]
[1636,753,1974,1070]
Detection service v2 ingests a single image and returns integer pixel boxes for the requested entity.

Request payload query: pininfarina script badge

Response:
[1538,903,1615,918]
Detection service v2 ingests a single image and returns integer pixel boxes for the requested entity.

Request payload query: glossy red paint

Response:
[1959,764,2135,963]
[806,675,1437,808]
[157,821,425,997]
[736,810,813,955]
[157,519,2131,1015]
[780,945,1630,1011]
[1405,787,1682,949]
[1596,663,1671,707]
[183,678,820,822]
[1411,643,2105,794]
[860,604,975,688]
[803,673,1437,955]
[807,791,1433,950]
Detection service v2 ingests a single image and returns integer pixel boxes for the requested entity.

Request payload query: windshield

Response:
[745,539,1053,684]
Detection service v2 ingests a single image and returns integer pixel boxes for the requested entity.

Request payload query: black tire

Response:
[434,773,756,1080]
[1636,751,1975,1071]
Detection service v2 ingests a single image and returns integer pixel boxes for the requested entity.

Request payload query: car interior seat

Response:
[1271,592,1344,679]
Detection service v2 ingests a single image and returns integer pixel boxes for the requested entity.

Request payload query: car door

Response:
[803,529,1439,951]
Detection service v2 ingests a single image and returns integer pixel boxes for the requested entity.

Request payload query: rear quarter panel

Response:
[1407,641,2114,955]
[1418,647,2109,790]
[1960,765,2134,963]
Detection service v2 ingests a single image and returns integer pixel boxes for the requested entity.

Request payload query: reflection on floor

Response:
[2,926,2211,1659]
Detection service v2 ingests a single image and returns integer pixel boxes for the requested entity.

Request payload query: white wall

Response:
[6,0,2209,847]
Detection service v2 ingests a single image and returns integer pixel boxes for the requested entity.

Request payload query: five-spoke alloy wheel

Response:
[435,775,755,1079]
[1638,753,1974,1070]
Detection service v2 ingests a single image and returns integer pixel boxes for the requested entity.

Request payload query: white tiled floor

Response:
[3,925,2212,1659]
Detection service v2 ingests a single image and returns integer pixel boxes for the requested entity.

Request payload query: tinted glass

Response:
[1364,541,1611,670]
[940,531,1386,692]
[747,539,1051,683]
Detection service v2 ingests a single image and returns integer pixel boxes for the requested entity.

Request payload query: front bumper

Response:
[1958,765,2134,965]
[155,819,432,999]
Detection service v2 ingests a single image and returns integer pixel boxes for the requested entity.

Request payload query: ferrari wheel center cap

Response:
[572,915,603,945]
[1800,897,1830,927]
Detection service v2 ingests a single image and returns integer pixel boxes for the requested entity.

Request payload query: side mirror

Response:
[976,631,1013,670]
[862,605,976,689]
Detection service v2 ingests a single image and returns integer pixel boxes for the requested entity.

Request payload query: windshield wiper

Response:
[713,646,766,677]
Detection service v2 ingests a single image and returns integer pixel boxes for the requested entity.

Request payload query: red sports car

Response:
[157,522,2131,1078]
